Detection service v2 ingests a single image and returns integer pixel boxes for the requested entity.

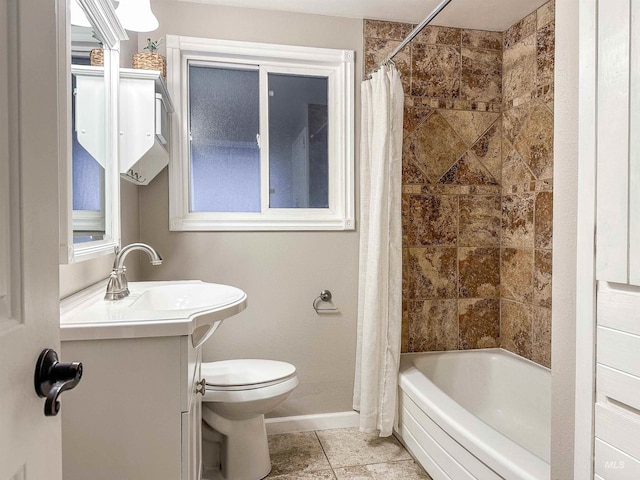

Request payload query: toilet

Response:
[200,359,298,480]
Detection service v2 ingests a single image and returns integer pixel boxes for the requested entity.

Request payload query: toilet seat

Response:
[200,359,299,480]
[201,359,297,391]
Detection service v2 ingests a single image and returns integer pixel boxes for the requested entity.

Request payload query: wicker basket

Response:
[90,48,104,67]
[132,52,166,79]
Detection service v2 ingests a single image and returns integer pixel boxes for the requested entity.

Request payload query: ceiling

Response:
[175,0,549,31]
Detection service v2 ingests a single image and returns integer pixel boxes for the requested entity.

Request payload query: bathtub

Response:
[395,349,550,480]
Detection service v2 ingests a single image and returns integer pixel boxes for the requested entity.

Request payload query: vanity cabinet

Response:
[119,68,174,185]
[61,335,202,480]
[59,280,246,480]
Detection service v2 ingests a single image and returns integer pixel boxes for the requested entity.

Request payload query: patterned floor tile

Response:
[316,428,411,469]
[334,460,432,479]
[268,431,332,476]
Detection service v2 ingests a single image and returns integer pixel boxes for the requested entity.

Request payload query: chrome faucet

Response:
[104,243,163,300]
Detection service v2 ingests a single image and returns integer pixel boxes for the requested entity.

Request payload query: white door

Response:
[576,0,640,477]
[0,1,66,479]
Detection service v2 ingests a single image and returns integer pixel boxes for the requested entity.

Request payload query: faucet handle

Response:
[105,270,127,300]
[118,266,130,297]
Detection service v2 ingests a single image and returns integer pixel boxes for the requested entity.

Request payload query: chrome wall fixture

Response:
[313,290,339,313]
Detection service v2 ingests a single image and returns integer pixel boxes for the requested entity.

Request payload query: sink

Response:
[60,280,247,345]
[131,283,245,311]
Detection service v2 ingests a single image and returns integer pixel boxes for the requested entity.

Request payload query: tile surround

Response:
[500,3,554,365]
[458,298,500,349]
[532,306,552,367]
[459,247,500,298]
[413,25,461,46]
[501,247,534,304]
[503,12,536,50]
[408,299,458,351]
[470,122,502,183]
[404,194,458,246]
[458,195,501,247]
[513,102,554,179]
[364,37,412,92]
[461,47,503,104]
[438,110,500,146]
[407,248,458,299]
[461,29,503,50]
[501,194,535,248]
[404,112,468,182]
[364,1,554,366]
[500,299,533,358]
[534,249,552,309]
[535,191,553,248]
[410,44,461,98]
[502,34,536,105]
[439,151,498,185]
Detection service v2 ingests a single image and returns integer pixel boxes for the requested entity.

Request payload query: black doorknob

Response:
[34,349,83,417]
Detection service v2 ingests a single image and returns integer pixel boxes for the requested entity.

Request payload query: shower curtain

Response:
[353,65,404,437]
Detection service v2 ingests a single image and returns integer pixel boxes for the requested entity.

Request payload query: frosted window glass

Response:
[72,70,104,213]
[189,65,261,212]
[72,141,103,212]
[268,74,328,209]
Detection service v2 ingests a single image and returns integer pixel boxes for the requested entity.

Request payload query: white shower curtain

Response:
[353,65,404,437]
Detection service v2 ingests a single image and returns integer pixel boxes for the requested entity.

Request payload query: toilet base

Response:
[202,407,272,480]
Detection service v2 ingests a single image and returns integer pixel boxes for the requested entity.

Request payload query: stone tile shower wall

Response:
[500,2,554,367]
[363,1,554,368]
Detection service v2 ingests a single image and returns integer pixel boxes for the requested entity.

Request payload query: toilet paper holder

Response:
[312,290,338,313]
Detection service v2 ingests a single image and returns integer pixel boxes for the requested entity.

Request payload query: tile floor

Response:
[266,427,432,479]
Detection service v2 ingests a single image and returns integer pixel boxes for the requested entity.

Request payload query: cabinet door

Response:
[182,348,202,480]
[596,0,640,285]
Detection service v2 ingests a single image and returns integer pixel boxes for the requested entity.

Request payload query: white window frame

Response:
[166,35,355,231]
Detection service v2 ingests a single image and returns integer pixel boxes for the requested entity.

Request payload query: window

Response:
[166,36,355,231]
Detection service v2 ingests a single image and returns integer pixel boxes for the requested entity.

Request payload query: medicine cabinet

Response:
[59,0,127,264]
[119,68,174,185]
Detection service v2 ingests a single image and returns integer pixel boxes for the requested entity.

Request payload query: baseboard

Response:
[265,411,360,434]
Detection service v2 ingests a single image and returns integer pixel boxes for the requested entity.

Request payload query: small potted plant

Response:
[90,31,104,66]
[132,37,166,79]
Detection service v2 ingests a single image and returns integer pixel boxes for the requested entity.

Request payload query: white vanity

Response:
[60,281,247,480]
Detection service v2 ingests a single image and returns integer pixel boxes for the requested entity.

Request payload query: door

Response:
[576,0,640,477]
[0,0,64,479]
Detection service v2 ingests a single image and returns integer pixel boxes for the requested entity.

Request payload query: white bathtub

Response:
[396,349,550,480]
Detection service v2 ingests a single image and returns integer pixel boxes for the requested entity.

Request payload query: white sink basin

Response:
[60,280,247,345]
[131,283,245,311]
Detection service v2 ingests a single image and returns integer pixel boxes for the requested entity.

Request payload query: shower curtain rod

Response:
[380,0,453,66]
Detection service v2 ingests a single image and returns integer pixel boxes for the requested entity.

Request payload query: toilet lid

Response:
[201,359,297,390]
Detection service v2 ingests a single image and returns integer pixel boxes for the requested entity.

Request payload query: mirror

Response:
[71,26,106,243]
[59,0,127,263]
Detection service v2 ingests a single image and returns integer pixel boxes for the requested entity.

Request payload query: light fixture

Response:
[70,0,92,27]
[115,0,159,33]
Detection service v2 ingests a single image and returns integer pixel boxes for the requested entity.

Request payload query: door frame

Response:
[573,0,600,477]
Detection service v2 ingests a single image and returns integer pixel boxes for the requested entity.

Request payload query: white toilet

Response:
[200,359,298,480]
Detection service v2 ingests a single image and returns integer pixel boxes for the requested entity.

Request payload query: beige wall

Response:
[138,2,363,417]
[120,31,139,69]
